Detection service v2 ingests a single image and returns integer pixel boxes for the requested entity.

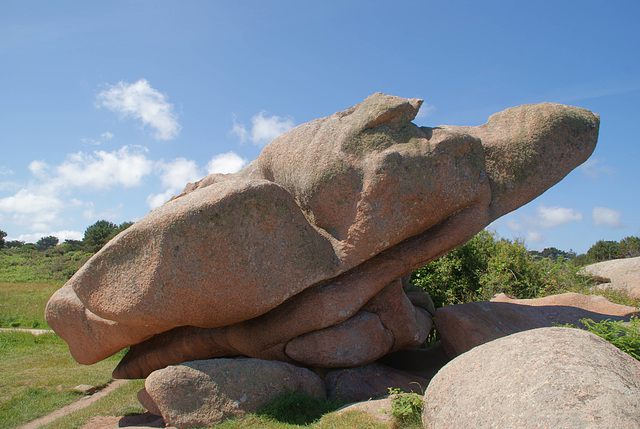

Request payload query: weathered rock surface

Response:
[45,93,599,379]
[436,292,637,358]
[144,358,325,428]
[422,327,640,428]
[324,363,429,403]
[581,256,640,299]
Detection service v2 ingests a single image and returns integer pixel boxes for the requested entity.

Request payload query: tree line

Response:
[0,220,133,253]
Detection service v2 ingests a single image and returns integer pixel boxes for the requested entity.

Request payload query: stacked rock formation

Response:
[45,93,599,425]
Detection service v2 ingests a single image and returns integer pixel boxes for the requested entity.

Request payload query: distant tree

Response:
[586,240,624,263]
[620,236,640,258]
[5,240,25,249]
[531,247,576,261]
[0,229,6,249]
[107,221,134,241]
[36,236,59,251]
[62,239,85,252]
[83,220,118,253]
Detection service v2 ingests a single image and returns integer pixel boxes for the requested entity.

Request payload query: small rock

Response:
[72,384,97,395]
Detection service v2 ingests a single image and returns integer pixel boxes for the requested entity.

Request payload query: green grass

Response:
[0,331,125,428]
[0,281,61,328]
[39,379,146,429]
[0,247,91,283]
[214,410,389,429]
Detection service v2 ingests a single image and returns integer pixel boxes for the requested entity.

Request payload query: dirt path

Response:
[18,380,129,429]
[0,327,54,336]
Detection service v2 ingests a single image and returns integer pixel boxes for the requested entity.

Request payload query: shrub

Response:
[388,387,423,428]
[411,230,590,307]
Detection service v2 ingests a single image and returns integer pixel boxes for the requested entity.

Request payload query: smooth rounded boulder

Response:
[422,327,640,428]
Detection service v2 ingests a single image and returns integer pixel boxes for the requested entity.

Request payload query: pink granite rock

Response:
[144,358,325,428]
[581,256,640,299]
[45,93,599,379]
[435,292,638,358]
[423,327,640,428]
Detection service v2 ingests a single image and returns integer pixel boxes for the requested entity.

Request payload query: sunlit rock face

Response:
[45,93,599,379]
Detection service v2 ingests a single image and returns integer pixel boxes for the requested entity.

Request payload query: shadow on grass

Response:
[255,391,343,426]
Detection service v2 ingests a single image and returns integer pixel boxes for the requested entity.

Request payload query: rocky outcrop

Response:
[142,358,325,428]
[422,327,640,428]
[581,256,640,299]
[435,292,637,358]
[45,93,599,380]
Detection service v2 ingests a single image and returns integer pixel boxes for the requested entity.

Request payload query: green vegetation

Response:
[255,391,343,425]
[411,230,591,308]
[0,331,127,428]
[388,388,423,429]
[0,282,60,328]
[0,246,92,283]
[562,316,640,361]
[83,220,133,253]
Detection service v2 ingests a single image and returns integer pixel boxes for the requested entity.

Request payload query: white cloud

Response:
[146,158,203,209]
[12,230,83,244]
[535,205,583,228]
[0,166,13,176]
[0,188,64,231]
[157,158,201,190]
[591,206,626,228]
[525,230,545,243]
[580,158,614,179]
[415,103,436,121]
[81,131,114,146]
[55,146,153,189]
[206,152,247,174]
[97,79,181,140]
[232,111,294,146]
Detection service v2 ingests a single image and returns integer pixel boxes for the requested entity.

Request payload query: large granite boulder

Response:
[435,292,638,358]
[581,256,640,299]
[422,327,640,428]
[45,93,599,379]
[142,358,325,428]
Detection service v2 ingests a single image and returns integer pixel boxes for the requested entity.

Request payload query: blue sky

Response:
[1,0,638,254]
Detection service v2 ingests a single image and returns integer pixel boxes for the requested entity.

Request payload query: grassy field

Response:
[0,331,128,428]
[0,282,60,328]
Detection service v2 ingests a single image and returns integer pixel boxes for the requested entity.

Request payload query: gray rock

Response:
[144,358,326,428]
[422,327,640,428]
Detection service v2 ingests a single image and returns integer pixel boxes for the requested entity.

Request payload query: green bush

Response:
[576,316,640,360]
[411,230,590,307]
[388,388,423,428]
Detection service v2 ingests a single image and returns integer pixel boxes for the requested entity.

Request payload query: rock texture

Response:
[324,363,429,403]
[581,256,640,299]
[45,93,599,379]
[143,358,325,428]
[435,292,637,358]
[422,327,640,428]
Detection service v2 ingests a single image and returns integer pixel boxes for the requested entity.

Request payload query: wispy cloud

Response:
[591,206,626,228]
[231,111,294,146]
[535,205,583,228]
[580,158,614,179]
[81,131,114,146]
[414,102,436,121]
[97,79,181,140]
[146,152,247,209]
